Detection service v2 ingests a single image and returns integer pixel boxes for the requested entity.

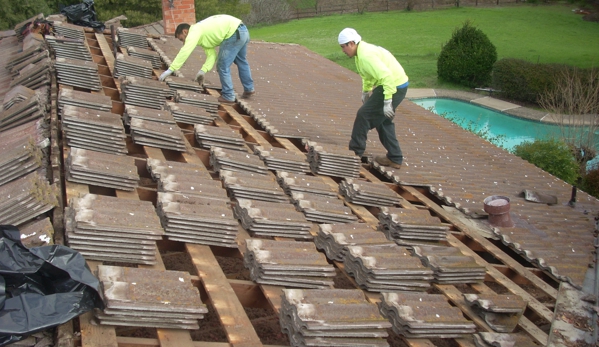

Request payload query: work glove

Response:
[195,70,205,86]
[383,99,394,120]
[158,69,173,82]
[361,91,370,104]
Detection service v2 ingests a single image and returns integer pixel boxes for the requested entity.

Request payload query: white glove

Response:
[383,99,394,119]
[159,69,173,82]
[195,70,205,85]
[361,91,370,104]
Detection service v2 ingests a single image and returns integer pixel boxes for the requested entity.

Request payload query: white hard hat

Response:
[338,28,361,45]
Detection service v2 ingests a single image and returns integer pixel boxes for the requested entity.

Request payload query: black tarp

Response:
[60,0,105,31]
[0,225,103,346]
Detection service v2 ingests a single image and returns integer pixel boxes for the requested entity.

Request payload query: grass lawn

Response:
[249,5,599,89]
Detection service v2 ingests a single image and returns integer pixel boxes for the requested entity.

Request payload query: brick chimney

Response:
[162,0,196,35]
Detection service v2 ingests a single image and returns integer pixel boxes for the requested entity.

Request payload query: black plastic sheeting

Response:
[0,225,103,346]
[60,0,105,32]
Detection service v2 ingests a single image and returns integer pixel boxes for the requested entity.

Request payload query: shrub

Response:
[437,20,497,88]
[582,165,599,198]
[512,138,579,185]
[492,58,570,105]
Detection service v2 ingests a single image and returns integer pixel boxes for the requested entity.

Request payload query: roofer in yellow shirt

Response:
[159,14,255,105]
[338,28,409,170]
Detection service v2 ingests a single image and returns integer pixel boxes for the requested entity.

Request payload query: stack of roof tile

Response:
[52,22,86,40]
[315,222,393,262]
[275,171,337,197]
[117,27,148,49]
[290,192,358,224]
[58,88,113,112]
[305,141,360,178]
[129,118,187,151]
[210,147,269,174]
[195,125,247,151]
[45,36,92,61]
[146,158,212,182]
[18,217,54,248]
[220,170,289,203]
[0,90,45,131]
[379,292,477,338]
[120,76,175,109]
[66,148,139,190]
[150,166,231,203]
[0,171,58,226]
[234,198,312,239]
[244,239,335,288]
[5,46,50,77]
[94,265,208,329]
[123,104,176,126]
[65,194,163,264]
[176,90,220,114]
[165,75,203,93]
[253,146,311,173]
[54,57,102,91]
[114,53,154,79]
[411,245,486,284]
[0,119,48,185]
[2,85,36,109]
[378,207,450,245]
[126,46,162,69]
[344,244,434,292]
[279,289,392,347]
[156,192,239,247]
[339,178,401,207]
[9,56,52,90]
[61,105,127,155]
[463,293,527,333]
[165,102,217,125]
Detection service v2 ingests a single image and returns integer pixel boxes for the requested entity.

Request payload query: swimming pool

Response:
[411,98,599,152]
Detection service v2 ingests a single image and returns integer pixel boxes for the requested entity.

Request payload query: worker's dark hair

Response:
[175,23,190,37]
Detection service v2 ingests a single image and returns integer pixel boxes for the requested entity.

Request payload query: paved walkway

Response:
[406,88,596,125]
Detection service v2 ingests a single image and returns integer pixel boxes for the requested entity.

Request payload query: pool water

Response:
[412,98,564,151]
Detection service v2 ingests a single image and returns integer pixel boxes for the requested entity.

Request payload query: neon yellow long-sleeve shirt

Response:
[169,14,242,73]
[355,41,409,100]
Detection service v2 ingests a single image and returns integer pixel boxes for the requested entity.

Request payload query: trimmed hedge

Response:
[513,138,579,185]
[437,21,497,88]
[491,58,569,104]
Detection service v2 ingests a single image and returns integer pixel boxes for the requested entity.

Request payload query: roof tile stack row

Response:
[220,170,289,202]
[196,125,247,151]
[378,207,450,245]
[244,239,335,288]
[279,289,391,347]
[66,148,139,190]
[305,141,360,178]
[0,119,48,185]
[0,171,58,226]
[166,101,217,124]
[411,245,486,284]
[61,105,127,155]
[344,244,434,292]
[234,198,312,239]
[114,53,154,79]
[254,146,311,173]
[210,147,268,174]
[339,179,401,207]
[315,222,393,262]
[95,265,208,329]
[379,292,477,338]
[65,194,163,264]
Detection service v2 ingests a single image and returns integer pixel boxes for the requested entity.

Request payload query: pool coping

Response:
[406,88,598,126]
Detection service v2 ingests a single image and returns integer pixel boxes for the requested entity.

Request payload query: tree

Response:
[0,0,52,31]
[437,20,497,88]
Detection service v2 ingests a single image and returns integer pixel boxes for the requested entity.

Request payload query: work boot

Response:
[218,96,236,105]
[375,155,402,169]
[241,90,255,99]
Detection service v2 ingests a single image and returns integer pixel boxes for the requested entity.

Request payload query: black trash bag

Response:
[0,225,103,346]
[60,0,105,32]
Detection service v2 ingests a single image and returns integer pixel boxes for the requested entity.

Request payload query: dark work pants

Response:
[349,85,408,164]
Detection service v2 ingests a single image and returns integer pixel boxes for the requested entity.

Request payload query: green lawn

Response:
[249,5,599,89]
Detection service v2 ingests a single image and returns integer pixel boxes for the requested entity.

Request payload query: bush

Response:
[513,138,579,185]
[437,20,497,88]
[582,165,599,198]
[492,58,565,104]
